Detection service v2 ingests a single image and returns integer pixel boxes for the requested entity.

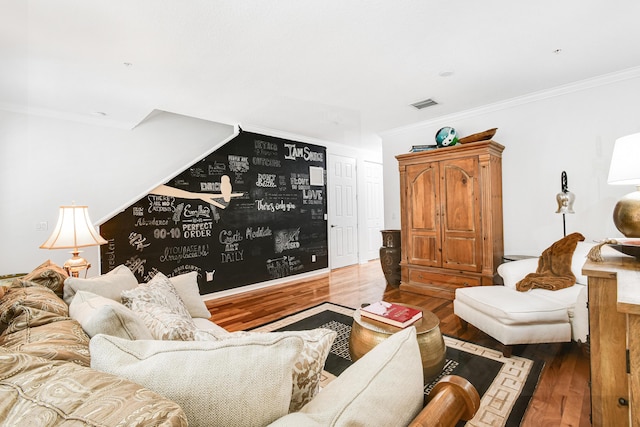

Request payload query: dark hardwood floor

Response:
[205,260,591,426]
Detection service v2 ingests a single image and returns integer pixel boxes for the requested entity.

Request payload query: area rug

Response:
[252,302,544,427]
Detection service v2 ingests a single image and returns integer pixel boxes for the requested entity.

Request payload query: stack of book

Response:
[360,301,423,328]
[409,145,437,153]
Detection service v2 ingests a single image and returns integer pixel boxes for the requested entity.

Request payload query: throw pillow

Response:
[267,326,424,427]
[63,265,138,305]
[90,333,305,427]
[22,260,68,298]
[129,299,198,340]
[121,272,191,320]
[196,328,337,412]
[168,271,211,318]
[0,286,90,366]
[69,291,153,340]
[0,284,69,335]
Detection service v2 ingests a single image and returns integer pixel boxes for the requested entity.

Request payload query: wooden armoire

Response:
[396,140,504,299]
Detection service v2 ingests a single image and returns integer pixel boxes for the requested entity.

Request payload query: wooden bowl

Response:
[458,128,497,144]
[608,238,640,260]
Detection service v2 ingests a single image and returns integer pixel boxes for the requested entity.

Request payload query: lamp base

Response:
[63,250,91,278]
[613,190,640,238]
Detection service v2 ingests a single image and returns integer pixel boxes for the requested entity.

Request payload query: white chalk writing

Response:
[159,245,210,263]
[284,144,324,162]
[256,173,277,188]
[128,232,150,251]
[228,155,249,173]
[148,195,175,213]
[246,226,273,240]
[274,228,301,253]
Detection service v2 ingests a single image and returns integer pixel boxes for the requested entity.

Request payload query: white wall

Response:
[381,71,640,256]
[0,109,235,275]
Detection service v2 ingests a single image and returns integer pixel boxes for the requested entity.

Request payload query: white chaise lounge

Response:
[453,241,602,356]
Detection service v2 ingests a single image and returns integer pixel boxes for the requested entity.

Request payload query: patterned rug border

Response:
[251,302,356,331]
[253,302,542,427]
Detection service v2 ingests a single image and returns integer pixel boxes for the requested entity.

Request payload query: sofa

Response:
[1,261,479,427]
[453,240,612,355]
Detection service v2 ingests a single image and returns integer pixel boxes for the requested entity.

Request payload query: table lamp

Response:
[40,204,108,277]
[607,132,640,237]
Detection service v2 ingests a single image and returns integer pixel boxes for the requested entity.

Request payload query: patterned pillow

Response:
[121,272,191,320]
[196,328,337,412]
[0,319,91,366]
[0,284,69,335]
[130,299,197,341]
[0,285,90,366]
[0,350,187,425]
[21,260,68,298]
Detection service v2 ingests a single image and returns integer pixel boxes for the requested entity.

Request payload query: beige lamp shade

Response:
[40,204,107,276]
[608,133,640,185]
[40,205,107,249]
[607,133,640,237]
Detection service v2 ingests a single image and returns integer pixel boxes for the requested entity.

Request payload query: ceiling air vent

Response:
[411,98,438,110]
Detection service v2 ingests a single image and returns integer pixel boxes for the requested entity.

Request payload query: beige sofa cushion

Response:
[69,291,153,340]
[268,326,424,426]
[63,265,138,305]
[168,271,211,318]
[193,317,230,336]
[0,349,187,426]
[90,333,304,427]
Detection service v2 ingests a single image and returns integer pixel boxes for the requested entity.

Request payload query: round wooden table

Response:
[349,304,446,382]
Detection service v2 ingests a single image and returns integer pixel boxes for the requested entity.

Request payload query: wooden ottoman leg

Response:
[501,344,513,358]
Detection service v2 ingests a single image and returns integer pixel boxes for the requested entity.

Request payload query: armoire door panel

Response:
[441,157,481,270]
[442,236,479,270]
[406,163,441,267]
[441,157,478,234]
[407,164,439,232]
[410,234,440,266]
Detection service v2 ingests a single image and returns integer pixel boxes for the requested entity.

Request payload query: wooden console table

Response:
[583,255,640,426]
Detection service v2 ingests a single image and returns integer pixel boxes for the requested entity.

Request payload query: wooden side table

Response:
[583,255,640,426]
[349,303,446,382]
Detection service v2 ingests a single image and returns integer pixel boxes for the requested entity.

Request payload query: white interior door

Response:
[328,154,359,269]
[364,161,384,260]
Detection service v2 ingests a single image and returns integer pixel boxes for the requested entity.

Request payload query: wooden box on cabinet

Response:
[396,140,504,299]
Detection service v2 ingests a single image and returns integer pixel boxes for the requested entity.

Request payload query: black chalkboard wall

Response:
[100,130,328,294]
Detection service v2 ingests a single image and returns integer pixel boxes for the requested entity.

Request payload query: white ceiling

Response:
[3,1,640,149]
